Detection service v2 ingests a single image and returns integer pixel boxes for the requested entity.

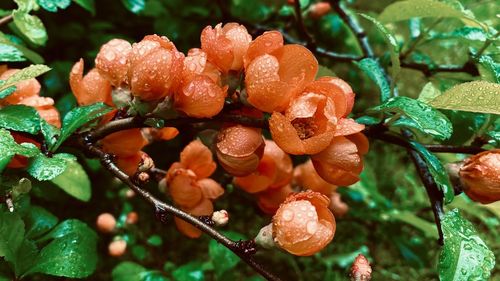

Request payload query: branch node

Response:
[234,239,258,256]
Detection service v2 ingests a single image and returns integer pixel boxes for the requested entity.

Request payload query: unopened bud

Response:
[309,2,332,19]
[350,254,372,281]
[96,213,116,233]
[211,210,229,226]
[108,239,127,257]
[126,211,139,224]
[137,172,150,182]
[255,223,275,249]
[459,149,500,204]
[138,153,154,172]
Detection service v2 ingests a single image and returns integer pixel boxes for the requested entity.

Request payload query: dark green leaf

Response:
[0,64,50,92]
[112,261,145,281]
[438,209,495,280]
[0,128,39,159]
[0,32,44,63]
[369,96,453,141]
[37,0,71,12]
[121,0,145,14]
[12,11,48,46]
[25,219,97,278]
[24,205,58,240]
[430,81,500,115]
[409,141,454,204]
[27,153,73,181]
[12,238,38,277]
[51,160,91,201]
[0,211,25,263]
[72,0,95,15]
[0,86,17,99]
[146,235,163,247]
[0,105,41,134]
[40,119,59,148]
[385,210,439,239]
[53,102,112,150]
[0,44,26,62]
[359,14,400,83]
[208,231,244,278]
[172,262,204,281]
[355,58,391,102]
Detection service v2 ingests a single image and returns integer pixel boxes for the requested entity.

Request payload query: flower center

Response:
[292,118,317,140]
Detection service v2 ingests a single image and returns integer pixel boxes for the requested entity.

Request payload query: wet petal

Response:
[334,118,365,136]
[95,38,132,86]
[168,168,203,208]
[234,154,277,193]
[244,31,284,69]
[101,129,149,157]
[174,75,226,118]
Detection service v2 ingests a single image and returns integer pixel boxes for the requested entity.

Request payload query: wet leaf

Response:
[37,0,71,12]
[355,58,391,102]
[27,153,74,181]
[172,261,204,281]
[208,231,245,278]
[0,105,41,135]
[51,160,91,201]
[121,0,145,14]
[24,205,58,240]
[0,211,25,263]
[0,44,26,62]
[379,0,471,23]
[12,11,48,46]
[430,81,500,115]
[0,64,50,92]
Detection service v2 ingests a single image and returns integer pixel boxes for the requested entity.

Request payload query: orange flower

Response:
[316,77,355,117]
[245,43,318,112]
[182,48,222,84]
[201,23,252,73]
[143,127,179,141]
[166,140,224,238]
[95,38,132,87]
[234,140,293,192]
[243,31,283,69]
[101,129,148,158]
[215,125,265,176]
[272,191,335,256]
[257,184,293,214]
[311,133,369,186]
[460,149,500,204]
[174,75,227,118]
[69,59,113,106]
[269,78,363,155]
[115,151,144,176]
[293,159,336,196]
[128,35,184,101]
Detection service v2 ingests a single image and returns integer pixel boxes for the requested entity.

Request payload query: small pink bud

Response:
[96,213,116,233]
[108,239,127,257]
[211,210,229,226]
[350,254,372,281]
[126,211,139,224]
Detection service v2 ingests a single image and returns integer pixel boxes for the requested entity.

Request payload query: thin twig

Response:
[0,14,13,27]
[293,0,316,49]
[474,31,500,58]
[400,61,479,77]
[81,141,282,281]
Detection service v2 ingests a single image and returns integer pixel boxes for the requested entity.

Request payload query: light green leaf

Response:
[25,219,97,278]
[53,102,112,150]
[355,58,391,102]
[37,0,71,12]
[0,128,39,159]
[24,205,58,240]
[476,56,500,83]
[72,0,95,15]
[409,141,454,204]
[379,0,474,24]
[0,211,25,263]
[418,82,441,103]
[428,27,488,42]
[27,153,72,181]
[12,11,47,46]
[359,14,400,83]
[0,105,41,134]
[0,32,44,63]
[438,209,495,281]
[429,81,500,115]
[51,160,91,201]
[0,64,50,92]
[121,0,145,14]
[369,96,453,141]
[14,0,39,12]
[208,231,245,278]
[0,44,26,62]
[385,210,439,239]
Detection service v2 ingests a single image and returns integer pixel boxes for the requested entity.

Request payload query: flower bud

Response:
[460,149,500,204]
[128,35,184,101]
[350,254,372,281]
[69,59,113,106]
[255,223,275,249]
[309,2,332,19]
[201,23,252,73]
[126,211,139,224]
[272,190,335,256]
[216,125,265,176]
[174,75,227,118]
[95,38,132,86]
[212,210,229,226]
[96,213,116,233]
[138,152,154,172]
[108,239,127,257]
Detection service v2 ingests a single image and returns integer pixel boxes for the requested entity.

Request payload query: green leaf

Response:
[121,0,145,14]
[53,102,112,150]
[359,14,400,83]
[24,205,58,240]
[0,64,50,92]
[476,55,500,83]
[12,238,38,277]
[0,44,26,62]
[146,235,163,247]
[428,27,488,42]
[172,262,204,281]
[40,119,59,148]
[429,81,500,115]
[369,96,453,141]
[37,0,71,12]
[385,210,439,239]
[112,262,145,281]
[208,231,245,278]
[25,219,97,278]
[51,160,91,201]
[0,32,44,63]
[0,211,25,263]
[355,58,391,102]
[14,0,39,12]
[0,105,41,134]
[379,0,473,23]
[0,86,17,99]
[409,141,455,204]
[0,128,39,159]
[27,153,72,181]
[12,11,48,46]
[417,82,441,103]
[72,0,95,15]
[438,209,495,281]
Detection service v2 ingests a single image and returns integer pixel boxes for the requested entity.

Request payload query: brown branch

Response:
[293,0,316,49]
[80,140,282,281]
[0,14,13,27]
